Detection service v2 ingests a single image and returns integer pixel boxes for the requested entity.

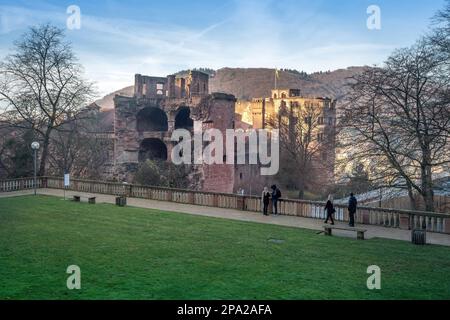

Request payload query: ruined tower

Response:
[113,71,239,193]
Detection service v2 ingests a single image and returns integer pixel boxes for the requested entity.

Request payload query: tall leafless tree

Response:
[429,0,450,137]
[46,107,112,178]
[340,40,450,212]
[0,24,94,176]
[430,0,450,58]
[267,101,334,198]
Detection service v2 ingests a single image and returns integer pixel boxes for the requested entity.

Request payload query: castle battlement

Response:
[134,70,209,100]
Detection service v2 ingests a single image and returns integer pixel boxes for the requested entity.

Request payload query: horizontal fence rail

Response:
[0,177,43,192]
[1,176,450,234]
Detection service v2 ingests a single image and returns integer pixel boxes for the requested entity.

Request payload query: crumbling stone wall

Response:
[200,93,237,193]
[113,71,239,193]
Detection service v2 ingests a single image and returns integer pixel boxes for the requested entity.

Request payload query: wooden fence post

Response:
[236,196,245,211]
[362,210,370,224]
[443,218,450,234]
[188,192,194,204]
[399,213,411,230]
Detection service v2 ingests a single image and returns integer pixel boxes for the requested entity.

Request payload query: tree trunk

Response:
[38,127,52,176]
[407,183,417,210]
[421,150,435,212]
[297,178,305,199]
[422,185,435,213]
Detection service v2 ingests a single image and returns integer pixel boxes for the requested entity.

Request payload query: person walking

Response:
[324,194,335,225]
[348,192,358,227]
[271,185,281,215]
[261,187,271,216]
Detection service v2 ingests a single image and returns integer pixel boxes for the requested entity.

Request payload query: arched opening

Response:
[281,93,287,98]
[136,107,168,132]
[139,138,167,161]
[175,107,194,130]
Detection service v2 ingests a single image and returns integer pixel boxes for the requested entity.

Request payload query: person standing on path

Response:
[271,185,281,215]
[348,193,358,227]
[324,194,335,225]
[261,187,271,216]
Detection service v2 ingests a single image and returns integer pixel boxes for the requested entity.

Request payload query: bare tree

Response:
[430,0,450,57]
[0,24,94,176]
[340,40,450,212]
[134,159,192,189]
[46,107,111,178]
[267,101,334,198]
[429,0,450,137]
[49,134,111,178]
[0,126,34,178]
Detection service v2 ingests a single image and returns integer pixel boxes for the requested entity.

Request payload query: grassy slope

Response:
[0,195,449,300]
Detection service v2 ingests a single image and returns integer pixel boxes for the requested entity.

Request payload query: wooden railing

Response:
[0,177,43,192]
[1,176,450,234]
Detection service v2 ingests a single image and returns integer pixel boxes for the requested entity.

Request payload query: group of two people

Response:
[261,185,281,216]
[324,192,358,227]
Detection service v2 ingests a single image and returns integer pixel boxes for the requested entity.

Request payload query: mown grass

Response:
[0,195,449,300]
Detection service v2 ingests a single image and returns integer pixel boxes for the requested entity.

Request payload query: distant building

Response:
[235,88,337,187]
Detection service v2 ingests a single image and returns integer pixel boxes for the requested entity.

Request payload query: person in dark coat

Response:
[271,185,281,215]
[261,187,271,216]
[324,194,335,225]
[348,192,358,227]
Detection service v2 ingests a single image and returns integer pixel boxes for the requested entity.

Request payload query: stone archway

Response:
[174,107,194,130]
[136,107,168,132]
[138,138,168,161]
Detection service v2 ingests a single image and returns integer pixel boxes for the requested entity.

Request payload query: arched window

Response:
[175,107,194,130]
[136,107,168,132]
[138,138,167,161]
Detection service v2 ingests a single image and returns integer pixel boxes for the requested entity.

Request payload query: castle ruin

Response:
[112,70,261,193]
[109,71,336,195]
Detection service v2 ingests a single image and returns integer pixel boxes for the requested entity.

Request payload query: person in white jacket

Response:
[261,186,271,216]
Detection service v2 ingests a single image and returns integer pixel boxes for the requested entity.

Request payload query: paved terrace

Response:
[2,188,450,247]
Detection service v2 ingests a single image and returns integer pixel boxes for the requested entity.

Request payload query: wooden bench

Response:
[323,225,367,240]
[73,195,96,204]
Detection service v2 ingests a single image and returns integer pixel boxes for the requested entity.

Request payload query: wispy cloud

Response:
[0,0,440,96]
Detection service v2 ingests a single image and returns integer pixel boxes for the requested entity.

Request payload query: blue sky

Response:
[0,0,446,96]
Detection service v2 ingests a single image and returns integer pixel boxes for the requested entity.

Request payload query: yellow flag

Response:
[275,69,280,79]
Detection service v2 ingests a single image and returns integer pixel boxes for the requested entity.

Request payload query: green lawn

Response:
[0,195,449,300]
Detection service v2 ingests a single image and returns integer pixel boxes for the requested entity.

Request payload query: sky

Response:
[0,0,446,97]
